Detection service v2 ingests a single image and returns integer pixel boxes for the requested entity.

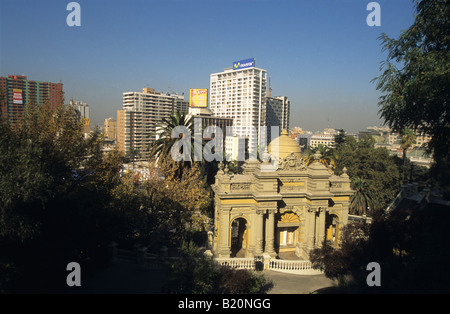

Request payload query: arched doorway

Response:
[230,217,248,257]
[276,212,301,254]
[325,213,340,247]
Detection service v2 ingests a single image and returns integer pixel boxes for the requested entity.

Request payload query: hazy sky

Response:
[0,0,416,133]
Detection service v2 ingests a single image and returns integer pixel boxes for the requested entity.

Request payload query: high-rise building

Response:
[116,110,126,153]
[69,99,90,120]
[188,107,233,160]
[266,96,290,140]
[104,117,117,140]
[0,75,63,125]
[209,59,267,157]
[68,99,90,133]
[117,88,189,158]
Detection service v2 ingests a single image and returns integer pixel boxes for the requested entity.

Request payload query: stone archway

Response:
[325,213,340,247]
[276,212,301,255]
[230,217,249,257]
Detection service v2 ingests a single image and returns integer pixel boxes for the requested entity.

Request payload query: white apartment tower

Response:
[120,88,188,159]
[210,59,267,158]
[69,99,90,120]
[68,99,90,134]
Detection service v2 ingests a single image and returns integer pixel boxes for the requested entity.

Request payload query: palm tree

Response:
[400,128,416,183]
[350,176,375,216]
[303,144,336,169]
[149,111,194,161]
[126,147,140,171]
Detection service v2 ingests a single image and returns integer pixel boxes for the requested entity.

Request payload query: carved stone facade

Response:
[212,147,354,259]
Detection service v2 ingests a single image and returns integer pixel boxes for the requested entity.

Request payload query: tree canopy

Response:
[149,111,194,162]
[374,0,450,189]
[0,102,212,293]
[0,101,126,292]
[334,135,401,214]
[311,0,450,293]
[168,241,273,294]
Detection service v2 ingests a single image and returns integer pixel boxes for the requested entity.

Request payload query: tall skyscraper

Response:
[103,117,117,140]
[266,96,290,139]
[188,106,233,160]
[209,58,267,157]
[116,109,127,153]
[0,75,63,125]
[69,99,90,120]
[68,99,90,133]
[117,88,189,159]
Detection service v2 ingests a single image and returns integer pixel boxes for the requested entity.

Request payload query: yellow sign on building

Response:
[189,89,208,107]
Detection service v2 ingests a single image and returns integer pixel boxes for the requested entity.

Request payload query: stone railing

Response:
[109,242,323,275]
[214,256,323,275]
[268,259,322,274]
[214,258,255,269]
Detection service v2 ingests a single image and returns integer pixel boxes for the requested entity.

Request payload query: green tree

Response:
[311,201,450,293]
[149,111,225,188]
[168,241,273,294]
[350,176,375,216]
[303,144,336,169]
[126,147,140,170]
[111,158,212,247]
[334,129,347,149]
[0,101,104,242]
[334,135,400,213]
[0,101,126,292]
[400,128,417,183]
[149,111,194,161]
[310,221,372,288]
[373,0,450,191]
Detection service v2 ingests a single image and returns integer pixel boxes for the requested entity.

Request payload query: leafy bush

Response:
[168,241,273,294]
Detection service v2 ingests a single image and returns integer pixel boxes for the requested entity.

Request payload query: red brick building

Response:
[0,75,63,125]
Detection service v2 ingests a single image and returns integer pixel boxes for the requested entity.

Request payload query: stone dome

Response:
[268,129,302,160]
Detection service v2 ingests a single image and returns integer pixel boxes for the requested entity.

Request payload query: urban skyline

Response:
[0,0,416,133]
[1,0,448,295]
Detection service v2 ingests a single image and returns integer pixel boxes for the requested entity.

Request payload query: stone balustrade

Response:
[109,242,323,275]
[214,256,323,275]
[214,258,256,269]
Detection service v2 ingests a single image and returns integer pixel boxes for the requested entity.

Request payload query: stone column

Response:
[306,207,316,251]
[316,207,325,248]
[264,209,276,257]
[218,208,231,257]
[248,219,255,257]
[254,209,265,256]
[313,208,320,248]
[212,201,220,253]
[335,221,342,248]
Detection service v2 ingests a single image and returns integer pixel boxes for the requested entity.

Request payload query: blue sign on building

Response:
[233,58,255,70]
